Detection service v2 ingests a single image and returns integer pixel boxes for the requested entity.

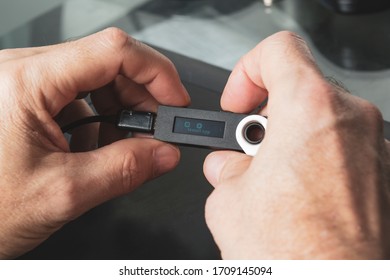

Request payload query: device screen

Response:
[173,117,225,138]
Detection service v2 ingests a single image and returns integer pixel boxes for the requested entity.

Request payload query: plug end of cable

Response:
[116,110,155,133]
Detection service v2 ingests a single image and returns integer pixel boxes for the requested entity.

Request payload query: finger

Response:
[96,122,127,147]
[54,139,181,217]
[20,28,190,116]
[203,151,252,187]
[221,59,268,114]
[114,75,160,112]
[91,82,126,146]
[91,75,159,114]
[91,76,159,146]
[221,31,324,114]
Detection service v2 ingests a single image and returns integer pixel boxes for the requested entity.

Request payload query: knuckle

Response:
[163,56,176,72]
[274,30,304,43]
[362,100,383,121]
[359,100,384,132]
[156,54,176,76]
[268,31,316,68]
[273,31,310,52]
[100,27,131,52]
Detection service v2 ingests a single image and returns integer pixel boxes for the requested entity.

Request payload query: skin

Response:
[203,31,390,259]
[0,28,190,259]
[0,28,389,259]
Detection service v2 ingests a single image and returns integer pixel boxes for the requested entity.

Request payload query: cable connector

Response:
[61,110,155,134]
[116,110,155,133]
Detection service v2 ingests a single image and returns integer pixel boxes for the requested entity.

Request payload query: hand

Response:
[0,28,190,259]
[203,31,390,259]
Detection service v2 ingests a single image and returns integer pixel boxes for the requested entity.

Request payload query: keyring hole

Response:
[243,122,265,144]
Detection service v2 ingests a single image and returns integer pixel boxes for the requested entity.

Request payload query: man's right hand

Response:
[203,31,390,259]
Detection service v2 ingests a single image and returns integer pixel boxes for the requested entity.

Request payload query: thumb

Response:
[62,138,180,214]
[203,151,252,187]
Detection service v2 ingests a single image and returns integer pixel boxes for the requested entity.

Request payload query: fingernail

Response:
[155,144,180,175]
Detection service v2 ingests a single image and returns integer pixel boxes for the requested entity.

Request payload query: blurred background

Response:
[1,0,389,259]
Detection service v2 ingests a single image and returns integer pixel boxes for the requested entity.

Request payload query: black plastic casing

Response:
[154,106,247,151]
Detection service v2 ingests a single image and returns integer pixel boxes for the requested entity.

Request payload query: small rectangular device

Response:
[62,105,267,156]
[154,106,267,155]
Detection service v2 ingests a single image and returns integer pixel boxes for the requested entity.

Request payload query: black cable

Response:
[61,115,117,133]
